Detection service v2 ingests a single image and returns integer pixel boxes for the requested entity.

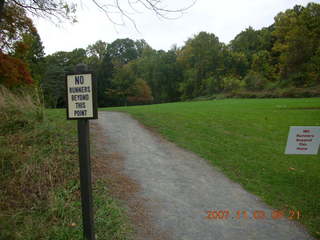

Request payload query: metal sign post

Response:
[66,64,98,240]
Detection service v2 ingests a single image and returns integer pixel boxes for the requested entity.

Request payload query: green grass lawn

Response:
[102,98,320,238]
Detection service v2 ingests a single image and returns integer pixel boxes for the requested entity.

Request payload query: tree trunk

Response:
[0,0,5,23]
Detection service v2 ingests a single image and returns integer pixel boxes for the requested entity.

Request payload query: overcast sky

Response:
[32,0,315,55]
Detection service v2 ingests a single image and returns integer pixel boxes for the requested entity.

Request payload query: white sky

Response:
[32,0,316,55]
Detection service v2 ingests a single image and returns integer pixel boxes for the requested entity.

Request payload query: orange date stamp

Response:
[205,210,301,220]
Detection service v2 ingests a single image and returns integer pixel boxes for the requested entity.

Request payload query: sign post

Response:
[66,64,98,240]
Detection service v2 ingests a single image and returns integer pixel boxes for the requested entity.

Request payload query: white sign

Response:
[285,126,320,155]
[67,74,94,119]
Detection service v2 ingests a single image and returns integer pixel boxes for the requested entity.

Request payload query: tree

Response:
[0,51,33,88]
[272,3,320,86]
[0,2,36,53]
[13,31,45,83]
[107,61,136,106]
[41,64,66,107]
[107,38,139,67]
[177,32,225,98]
[135,39,150,57]
[229,27,261,66]
[0,2,44,88]
[0,0,76,23]
[86,40,108,64]
[148,49,182,102]
[96,53,114,107]
[42,49,87,107]
[251,50,276,81]
[222,50,249,78]
[127,79,153,105]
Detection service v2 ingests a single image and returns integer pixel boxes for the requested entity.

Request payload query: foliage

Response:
[0,2,36,53]
[1,0,77,23]
[272,3,320,86]
[41,49,87,107]
[251,50,276,80]
[201,76,221,95]
[0,2,45,89]
[0,51,33,88]
[41,64,66,108]
[243,71,268,91]
[86,40,108,64]
[221,76,245,92]
[107,38,140,67]
[13,31,45,83]
[140,49,182,103]
[127,79,153,104]
[96,53,114,107]
[177,32,225,98]
[223,50,249,78]
[230,26,261,63]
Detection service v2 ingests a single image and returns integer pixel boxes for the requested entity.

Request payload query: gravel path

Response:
[94,111,313,240]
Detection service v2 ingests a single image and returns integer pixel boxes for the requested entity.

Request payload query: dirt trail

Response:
[92,111,313,240]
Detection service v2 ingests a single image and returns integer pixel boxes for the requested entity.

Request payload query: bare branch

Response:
[91,0,197,30]
[5,0,197,30]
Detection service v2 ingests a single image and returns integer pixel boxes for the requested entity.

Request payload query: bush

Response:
[244,71,268,90]
[221,76,245,92]
[275,87,320,98]
[193,86,320,101]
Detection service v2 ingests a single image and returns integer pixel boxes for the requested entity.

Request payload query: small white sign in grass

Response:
[285,126,320,155]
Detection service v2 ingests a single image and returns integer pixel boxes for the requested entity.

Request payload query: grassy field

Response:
[1,99,132,240]
[103,98,320,238]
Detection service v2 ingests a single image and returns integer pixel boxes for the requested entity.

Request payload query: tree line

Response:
[1,2,319,107]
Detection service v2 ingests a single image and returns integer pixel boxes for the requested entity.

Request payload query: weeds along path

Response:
[92,111,313,240]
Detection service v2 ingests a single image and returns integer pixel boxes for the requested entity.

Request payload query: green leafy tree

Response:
[42,49,87,107]
[177,31,225,98]
[41,64,66,107]
[96,53,114,107]
[221,76,245,92]
[229,26,275,70]
[229,27,261,64]
[13,31,45,83]
[107,38,139,67]
[0,2,36,53]
[86,40,108,65]
[107,61,136,106]
[144,49,182,102]
[251,50,276,81]
[222,50,249,78]
[272,3,320,86]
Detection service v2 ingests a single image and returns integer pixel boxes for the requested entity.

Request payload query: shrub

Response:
[221,76,245,92]
[0,52,33,88]
[276,87,320,98]
[0,86,43,133]
[244,71,268,90]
